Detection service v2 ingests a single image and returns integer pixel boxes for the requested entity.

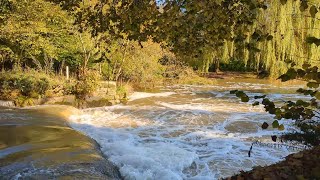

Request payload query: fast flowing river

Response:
[68,79,305,180]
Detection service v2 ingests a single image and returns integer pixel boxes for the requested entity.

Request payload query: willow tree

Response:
[51,0,267,73]
[260,0,320,77]
[221,0,320,77]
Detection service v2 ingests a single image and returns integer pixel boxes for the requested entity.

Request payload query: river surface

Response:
[69,79,305,180]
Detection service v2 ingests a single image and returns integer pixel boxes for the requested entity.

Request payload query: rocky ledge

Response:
[0,105,122,179]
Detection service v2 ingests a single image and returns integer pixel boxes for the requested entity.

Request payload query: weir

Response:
[0,105,122,179]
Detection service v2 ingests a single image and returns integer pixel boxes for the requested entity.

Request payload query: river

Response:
[68,78,304,179]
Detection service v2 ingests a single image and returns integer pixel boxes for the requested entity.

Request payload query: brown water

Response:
[0,106,121,179]
[69,78,305,180]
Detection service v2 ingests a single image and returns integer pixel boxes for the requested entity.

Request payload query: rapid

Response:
[69,79,305,180]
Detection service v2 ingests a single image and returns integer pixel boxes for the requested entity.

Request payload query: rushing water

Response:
[69,79,305,180]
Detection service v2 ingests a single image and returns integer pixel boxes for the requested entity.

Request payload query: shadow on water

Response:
[0,106,122,180]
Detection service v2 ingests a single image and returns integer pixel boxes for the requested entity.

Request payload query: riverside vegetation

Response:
[0,0,319,104]
[0,0,320,178]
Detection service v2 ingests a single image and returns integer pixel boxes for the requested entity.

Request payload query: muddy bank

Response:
[0,105,122,179]
[227,146,320,180]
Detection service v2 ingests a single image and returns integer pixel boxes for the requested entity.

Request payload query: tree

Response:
[0,0,77,71]
[51,0,267,72]
[219,0,320,76]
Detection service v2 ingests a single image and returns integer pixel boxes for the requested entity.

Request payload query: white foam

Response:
[69,84,301,179]
[156,102,215,115]
[129,92,176,101]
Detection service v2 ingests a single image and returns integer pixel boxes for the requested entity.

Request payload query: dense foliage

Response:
[0,0,319,106]
[49,0,320,75]
[0,69,70,106]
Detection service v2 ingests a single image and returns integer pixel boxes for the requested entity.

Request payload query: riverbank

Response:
[227,145,320,179]
[0,80,125,108]
[0,105,122,179]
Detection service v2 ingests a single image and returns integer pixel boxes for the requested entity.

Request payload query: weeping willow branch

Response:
[287,14,320,21]
[287,54,320,62]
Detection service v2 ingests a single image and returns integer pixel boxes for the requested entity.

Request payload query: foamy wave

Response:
[69,83,301,179]
[129,92,176,101]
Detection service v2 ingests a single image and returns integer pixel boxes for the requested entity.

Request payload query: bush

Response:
[0,69,72,107]
[161,56,216,85]
[72,71,101,107]
[0,71,52,100]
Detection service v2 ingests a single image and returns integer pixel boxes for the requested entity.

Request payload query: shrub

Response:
[72,71,101,107]
[0,71,52,100]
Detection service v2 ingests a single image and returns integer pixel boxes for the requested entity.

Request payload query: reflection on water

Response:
[70,78,304,180]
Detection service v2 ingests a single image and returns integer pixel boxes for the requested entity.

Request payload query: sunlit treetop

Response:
[49,0,268,56]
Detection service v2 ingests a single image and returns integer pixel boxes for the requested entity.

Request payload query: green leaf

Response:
[284,59,293,64]
[241,95,249,102]
[286,68,297,79]
[310,5,318,18]
[251,31,261,40]
[300,1,308,12]
[307,82,319,89]
[262,98,271,105]
[252,101,260,106]
[230,90,238,94]
[296,100,305,106]
[306,37,320,46]
[261,122,269,129]
[297,88,305,93]
[278,124,285,131]
[297,69,306,77]
[275,114,282,120]
[315,91,320,100]
[284,112,293,119]
[235,91,246,98]
[254,95,266,99]
[272,120,279,128]
[278,74,290,82]
[275,108,282,116]
[311,66,319,72]
[280,0,287,5]
[302,63,311,70]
